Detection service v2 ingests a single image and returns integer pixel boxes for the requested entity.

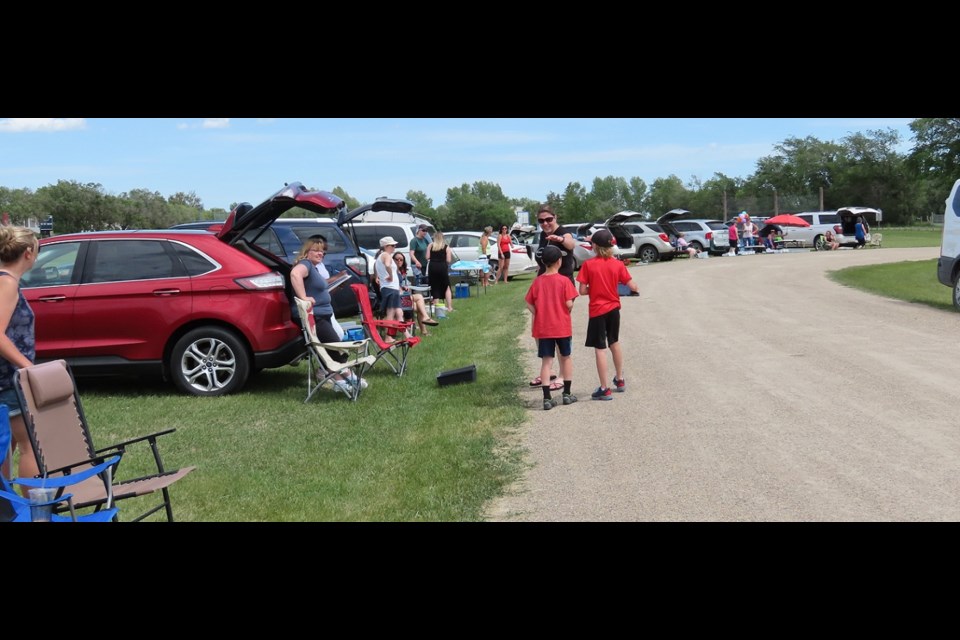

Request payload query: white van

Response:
[936,179,960,310]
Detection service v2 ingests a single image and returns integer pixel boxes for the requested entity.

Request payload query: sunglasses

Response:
[538,216,555,224]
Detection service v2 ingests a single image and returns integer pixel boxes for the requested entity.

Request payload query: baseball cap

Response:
[541,245,567,264]
[379,236,399,248]
[590,229,615,248]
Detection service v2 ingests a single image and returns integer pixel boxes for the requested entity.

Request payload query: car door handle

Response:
[36,295,68,302]
[153,288,181,296]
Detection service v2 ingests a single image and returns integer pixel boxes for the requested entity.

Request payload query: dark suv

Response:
[24,183,361,396]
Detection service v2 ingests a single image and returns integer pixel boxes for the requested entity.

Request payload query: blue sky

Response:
[0,117,915,211]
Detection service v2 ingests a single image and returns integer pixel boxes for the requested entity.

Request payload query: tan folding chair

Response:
[14,360,195,522]
[294,297,374,402]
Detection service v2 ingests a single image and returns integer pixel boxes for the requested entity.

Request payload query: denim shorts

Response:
[0,387,22,417]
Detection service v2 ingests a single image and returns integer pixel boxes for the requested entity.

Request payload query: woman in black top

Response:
[426,230,455,312]
[535,204,576,283]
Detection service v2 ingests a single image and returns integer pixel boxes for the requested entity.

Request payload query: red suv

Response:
[21,183,358,396]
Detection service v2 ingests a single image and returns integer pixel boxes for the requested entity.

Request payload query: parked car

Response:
[761,211,839,248]
[443,230,538,281]
[24,183,361,397]
[341,200,437,264]
[171,214,370,318]
[937,179,960,310]
[832,206,882,248]
[566,222,633,268]
[604,212,675,263]
[657,210,730,255]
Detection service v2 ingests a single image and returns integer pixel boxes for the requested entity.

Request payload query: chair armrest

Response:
[321,340,369,356]
[16,454,122,489]
[94,428,177,454]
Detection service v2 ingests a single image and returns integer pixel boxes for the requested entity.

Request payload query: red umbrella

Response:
[764,214,811,227]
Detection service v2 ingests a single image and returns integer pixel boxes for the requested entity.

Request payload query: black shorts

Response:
[537,337,572,358]
[585,309,621,349]
[379,287,402,311]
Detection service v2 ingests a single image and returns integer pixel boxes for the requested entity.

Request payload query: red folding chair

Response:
[350,283,421,376]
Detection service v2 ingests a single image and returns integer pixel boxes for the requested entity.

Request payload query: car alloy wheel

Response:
[638,245,659,263]
[170,327,250,397]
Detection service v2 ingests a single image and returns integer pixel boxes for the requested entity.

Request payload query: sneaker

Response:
[612,377,625,392]
[562,393,578,405]
[333,379,354,396]
[350,375,369,390]
[591,387,613,401]
[543,398,558,411]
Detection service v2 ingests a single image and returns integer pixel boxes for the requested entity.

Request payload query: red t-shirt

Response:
[524,272,579,339]
[576,256,631,318]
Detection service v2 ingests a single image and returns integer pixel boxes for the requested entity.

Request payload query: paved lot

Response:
[485,246,960,521]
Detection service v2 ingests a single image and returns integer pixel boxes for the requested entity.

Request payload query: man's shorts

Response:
[585,309,621,349]
[537,337,572,358]
[0,387,23,417]
[379,287,402,312]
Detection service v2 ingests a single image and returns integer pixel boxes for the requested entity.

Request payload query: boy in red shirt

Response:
[576,229,638,400]
[524,245,579,410]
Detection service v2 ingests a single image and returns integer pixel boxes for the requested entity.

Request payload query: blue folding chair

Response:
[1,404,120,523]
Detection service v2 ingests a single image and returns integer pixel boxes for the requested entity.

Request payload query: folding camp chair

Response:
[1,403,120,522]
[14,360,195,522]
[350,283,421,376]
[294,297,374,402]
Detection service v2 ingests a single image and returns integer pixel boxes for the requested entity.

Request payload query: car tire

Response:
[170,326,250,397]
[690,241,704,253]
[638,245,659,263]
[814,235,825,251]
[954,274,960,312]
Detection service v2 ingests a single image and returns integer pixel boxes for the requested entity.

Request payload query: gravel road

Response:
[484,246,960,521]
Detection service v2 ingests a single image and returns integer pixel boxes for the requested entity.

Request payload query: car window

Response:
[673,222,699,232]
[284,225,349,254]
[451,235,480,249]
[170,241,218,276]
[352,225,409,251]
[242,228,285,257]
[706,221,727,231]
[647,223,664,233]
[818,214,839,224]
[22,241,81,288]
[798,214,813,224]
[85,240,184,283]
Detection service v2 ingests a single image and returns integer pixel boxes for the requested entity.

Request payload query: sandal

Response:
[549,380,564,391]
[423,319,439,326]
[529,375,559,387]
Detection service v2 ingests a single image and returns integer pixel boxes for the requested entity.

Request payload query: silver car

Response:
[444,231,538,280]
[657,209,730,255]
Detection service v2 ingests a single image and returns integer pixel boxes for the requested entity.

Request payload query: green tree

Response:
[441,181,513,231]
[0,186,37,225]
[405,190,436,220]
[331,186,361,210]
[646,175,692,218]
[34,181,117,232]
[168,191,204,211]
[907,118,960,219]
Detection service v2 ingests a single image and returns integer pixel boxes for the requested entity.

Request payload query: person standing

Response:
[409,224,431,283]
[855,217,868,248]
[741,213,756,249]
[727,220,739,256]
[496,225,512,284]
[524,245,579,410]
[479,226,494,288]
[534,205,576,283]
[375,236,407,341]
[427,230,454,312]
[576,229,638,401]
[0,226,39,488]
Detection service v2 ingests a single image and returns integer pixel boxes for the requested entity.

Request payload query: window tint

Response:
[455,235,480,249]
[818,214,839,224]
[798,215,813,224]
[647,223,664,233]
[243,228,285,257]
[22,241,81,288]
[170,241,218,276]
[706,221,727,231]
[286,225,349,254]
[673,222,699,232]
[352,225,409,251]
[85,240,183,283]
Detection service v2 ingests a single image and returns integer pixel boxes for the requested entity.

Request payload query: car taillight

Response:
[834,224,842,233]
[658,233,669,242]
[345,255,367,277]
[235,271,286,290]
[706,231,713,240]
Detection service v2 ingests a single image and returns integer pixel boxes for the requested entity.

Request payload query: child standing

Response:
[576,229,638,401]
[524,245,579,410]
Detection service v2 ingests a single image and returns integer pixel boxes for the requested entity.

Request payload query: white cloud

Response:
[0,118,86,133]
[202,118,231,129]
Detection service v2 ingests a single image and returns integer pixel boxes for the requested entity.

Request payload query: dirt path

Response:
[485,246,960,521]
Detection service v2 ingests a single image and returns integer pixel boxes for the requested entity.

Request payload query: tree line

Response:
[2,118,957,235]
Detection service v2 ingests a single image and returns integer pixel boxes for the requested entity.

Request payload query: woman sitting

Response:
[824,229,840,251]
[393,252,439,335]
[676,232,699,258]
